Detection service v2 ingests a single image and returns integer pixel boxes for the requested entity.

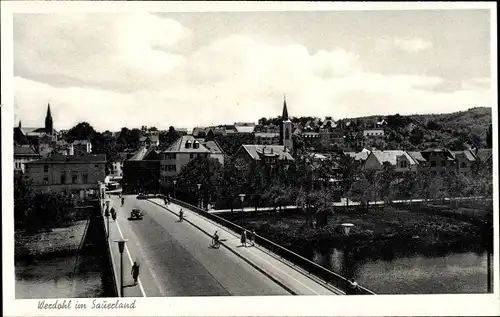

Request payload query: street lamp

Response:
[239,194,246,227]
[197,183,202,208]
[173,180,177,199]
[341,223,354,295]
[105,203,110,239]
[114,239,128,297]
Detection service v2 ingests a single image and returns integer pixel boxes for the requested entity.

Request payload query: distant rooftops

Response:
[26,154,106,164]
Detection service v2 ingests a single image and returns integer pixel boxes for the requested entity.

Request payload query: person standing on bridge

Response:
[131,262,140,285]
[240,230,247,247]
[249,229,256,246]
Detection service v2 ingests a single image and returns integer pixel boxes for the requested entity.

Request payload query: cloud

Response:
[14,13,190,91]
[376,37,433,53]
[13,15,490,132]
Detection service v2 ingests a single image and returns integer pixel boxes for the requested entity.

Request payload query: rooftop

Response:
[164,135,211,153]
[14,146,40,156]
[240,144,294,161]
[26,154,106,164]
[370,150,417,166]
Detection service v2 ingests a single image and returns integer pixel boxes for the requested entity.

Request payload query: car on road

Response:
[131,208,144,220]
[137,193,146,199]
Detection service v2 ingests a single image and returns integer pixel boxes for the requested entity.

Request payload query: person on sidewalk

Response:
[121,197,124,206]
[212,230,220,248]
[179,208,184,222]
[111,207,116,221]
[240,230,247,247]
[249,229,256,246]
[131,262,140,285]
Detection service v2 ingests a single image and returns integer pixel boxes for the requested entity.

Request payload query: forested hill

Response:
[340,107,492,150]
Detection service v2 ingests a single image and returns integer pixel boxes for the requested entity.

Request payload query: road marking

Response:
[115,219,147,297]
[153,199,321,295]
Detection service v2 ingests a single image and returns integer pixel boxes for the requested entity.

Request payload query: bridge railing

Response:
[157,195,376,295]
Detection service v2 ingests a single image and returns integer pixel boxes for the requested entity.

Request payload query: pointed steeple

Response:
[45,102,53,133]
[282,95,289,120]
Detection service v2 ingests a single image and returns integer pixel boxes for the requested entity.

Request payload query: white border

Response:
[2,2,499,316]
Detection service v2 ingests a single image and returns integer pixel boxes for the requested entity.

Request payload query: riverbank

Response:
[228,202,493,258]
[15,220,89,262]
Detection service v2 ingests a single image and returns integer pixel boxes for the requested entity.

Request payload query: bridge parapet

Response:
[159,195,376,295]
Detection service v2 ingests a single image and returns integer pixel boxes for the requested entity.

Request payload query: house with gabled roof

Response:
[364,150,418,172]
[14,145,41,174]
[233,144,294,174]
[160,135,213,182]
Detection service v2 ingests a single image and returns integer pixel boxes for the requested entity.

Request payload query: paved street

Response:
[105,195,340,297]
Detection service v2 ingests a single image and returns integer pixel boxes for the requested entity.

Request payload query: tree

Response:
[65,122,97,143]
[14,175,36,229]
[336,154,360,210]
[377,163,396,207]
[176,155,223,207]
[349,172,372,209]
[116,127,141,150]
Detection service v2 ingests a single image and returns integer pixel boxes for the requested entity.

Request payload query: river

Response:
[312,247,489,294]
[15,253,114,299]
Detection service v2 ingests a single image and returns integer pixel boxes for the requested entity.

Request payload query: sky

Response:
[12,9,493,132]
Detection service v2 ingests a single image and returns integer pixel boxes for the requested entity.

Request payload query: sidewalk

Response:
[105,206,145,297]
[148,198,342,295]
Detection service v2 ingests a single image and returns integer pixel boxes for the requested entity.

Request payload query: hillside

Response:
[276,107,493,151]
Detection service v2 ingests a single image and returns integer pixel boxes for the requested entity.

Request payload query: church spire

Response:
[282,95,289,120]
[45,103,53,133]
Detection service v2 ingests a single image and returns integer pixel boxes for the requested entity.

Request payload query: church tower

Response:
[280,97,293,153]
[279,96,289,145]
[45,103,53,134]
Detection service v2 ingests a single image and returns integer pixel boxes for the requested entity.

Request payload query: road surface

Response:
[106,195,297,297]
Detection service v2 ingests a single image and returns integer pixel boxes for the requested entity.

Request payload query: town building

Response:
[234,122,256,134]
[24,154,106,199]
[72,139,92,155]
[450,150,477,177]
[233,144,294,174]
[160,135,213,182]
[344,148,371,162]
[14,145,41,174]
[408,148,456,175]
[111,156,125,178]
[363,128,385,138]
[139,131,160,149]
[254,132,280,145]
[122,147,161,194]
[363,150,418,172]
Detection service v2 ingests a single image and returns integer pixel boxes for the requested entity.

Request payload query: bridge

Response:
[101,194,376,297]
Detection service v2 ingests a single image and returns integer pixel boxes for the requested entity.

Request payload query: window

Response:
[72,174,78,184]
[440,161,446,167]
[190,153,195,159]
[83,173,88,184]
[460,162,467,168]
[400,161,408,168]
[44,165,49,172]
[430,161,437,167]
[43,177,49,184]
[94,164,99,168]
[60,173,66,184]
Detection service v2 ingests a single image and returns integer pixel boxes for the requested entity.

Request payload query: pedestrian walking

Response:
[111,207,116,221]
[131,262,140,285]
[249,229,256,246]
[240,230,247,247]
